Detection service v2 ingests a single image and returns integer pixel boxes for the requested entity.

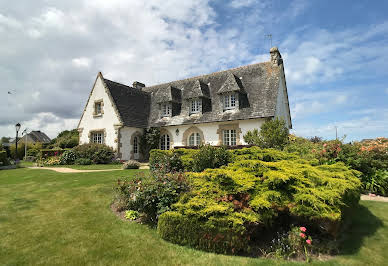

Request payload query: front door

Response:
[133,136,139,160]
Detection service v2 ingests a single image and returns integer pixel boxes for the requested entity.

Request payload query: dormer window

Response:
[190,99,202,114]
[161,103,171,117]
[223,93,236,110]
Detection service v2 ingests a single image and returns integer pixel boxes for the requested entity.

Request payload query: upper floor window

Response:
[160,134,170,150]
[223,93,236,110]
[94,100,103,116]
[91,131,104,144]
[190,99,202,114]
[161,103,171,117]
[188,132,201,146]
[223,129,236,146]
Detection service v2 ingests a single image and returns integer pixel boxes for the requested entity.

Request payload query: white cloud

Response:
[72,57,91,68]
[229,0,256,8]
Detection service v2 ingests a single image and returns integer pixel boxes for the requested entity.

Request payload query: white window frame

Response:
[161,103,171,117]
[92,132,104,144]
[223,93,237,110]
[188,132,201,146]
[223,129,236,146]
[160,134,170,150]
[190,99,202,114]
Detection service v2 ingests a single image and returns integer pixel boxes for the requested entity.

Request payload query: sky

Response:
[1,0,387,141]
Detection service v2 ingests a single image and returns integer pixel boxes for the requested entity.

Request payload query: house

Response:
[77,47,292,160]
[11,131,51,144]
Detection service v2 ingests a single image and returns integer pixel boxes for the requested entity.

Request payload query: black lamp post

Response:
[15,123,21,160]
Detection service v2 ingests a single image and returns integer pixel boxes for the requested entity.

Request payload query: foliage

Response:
[243,118,289,149]
[122,160,140,169]
[284,134,317,160]
[114,168,190,224]
[39,148,68,159]
[157,147,361,254]
[309,136,323,143]
[192,144,231,172]
[49,129,79,149]
[11,142,43,159]
[0,151,9,166]
[149,149,198,173]
[124,210,139,221]
[140,127,160,160]
[72,143,114,164]
[59,150,77,165]
[362,170,388,196]
[74,158,92,165]
[43,156,61,166]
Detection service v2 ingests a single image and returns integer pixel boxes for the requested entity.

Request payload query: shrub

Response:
[192,144,231,172]
[157,147,361,254]
[59,150,77,165]
[0,151,9,166]
[244,118,289,149]
[44,156,61,166]
[140,127,160,160]
[50,129,79,149]
[74,158,92,165]
[39,148,67,159]
[125,210,139,220]
[122,160,140,169]
[114,169,189,224]
[72,143,114,164]
[11,142,43,159]
[362,170,388,196]
[26,148,39,157]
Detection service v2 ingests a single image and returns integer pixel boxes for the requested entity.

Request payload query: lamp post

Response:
[15,123,21,161]
[22,128,28,160]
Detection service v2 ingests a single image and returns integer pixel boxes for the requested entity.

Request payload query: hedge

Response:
[0,151,9,166]
[157,147,362,254]
[39,148,70,159]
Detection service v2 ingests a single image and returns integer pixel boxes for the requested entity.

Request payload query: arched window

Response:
[133,136,138,154]
[188,132,201,146]
[160,134,170,150]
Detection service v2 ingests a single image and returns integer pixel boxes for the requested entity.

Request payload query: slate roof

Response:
[143,61,283,127]
[101,54,290,128]
[104,79,151,128]
[13,131,51,143]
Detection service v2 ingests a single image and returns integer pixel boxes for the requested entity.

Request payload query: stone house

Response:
[77,47,292,160]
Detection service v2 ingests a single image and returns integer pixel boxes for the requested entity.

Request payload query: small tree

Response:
[140,127,160,160]
[244,118,289,150]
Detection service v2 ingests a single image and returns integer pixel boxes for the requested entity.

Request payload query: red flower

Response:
[306,239,312,245]
[300,233,306,238]
[300,226,306,232]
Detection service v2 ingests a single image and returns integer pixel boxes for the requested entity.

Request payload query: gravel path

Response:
[361,194,388,202]
[28,167,122,173]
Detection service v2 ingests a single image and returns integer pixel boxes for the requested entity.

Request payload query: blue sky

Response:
[1,0,387,141]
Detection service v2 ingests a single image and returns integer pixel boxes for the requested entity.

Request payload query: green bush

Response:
[74,158,92,165]
[11,142,43,159]
[244,118,289,149]
[59,150,77,165]
[49,129,79,149]
[362,170,388,196]
[192,144,231,172]
[0,151,9,166]
[72,143,114,164]
[39,148,68,159]
[157,147,361,254]
[26,148,39,157]
[122,160,140,169]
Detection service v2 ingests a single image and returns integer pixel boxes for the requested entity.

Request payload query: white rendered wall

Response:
[78,76,120,149]
[162,118,266,147]
[120,127,143,160]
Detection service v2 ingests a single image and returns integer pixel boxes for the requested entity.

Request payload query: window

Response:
[188,132,201,146]
[92,132,104,144]
[223,129,236,146]
[223,93,236,110]
[94,101,102,115]
[160,134,170,150]
[133,136,138,154]
[161,103,171,117]
[190,99,202,114]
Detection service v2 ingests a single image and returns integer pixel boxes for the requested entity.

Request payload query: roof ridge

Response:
[104,78,150,96]
[144,61,271,90]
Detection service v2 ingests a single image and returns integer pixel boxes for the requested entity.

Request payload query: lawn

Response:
[18,161,123,170]
[0,168,387,265]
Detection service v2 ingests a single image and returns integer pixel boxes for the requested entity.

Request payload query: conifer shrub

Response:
[157,147,361,254]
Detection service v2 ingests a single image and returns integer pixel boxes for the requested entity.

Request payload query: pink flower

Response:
[306,239,312,245]
[300,227,306,232]
[300,233,306,238]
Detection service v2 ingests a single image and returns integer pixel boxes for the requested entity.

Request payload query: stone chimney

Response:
[270,46,282,66]
[133,81,145,89]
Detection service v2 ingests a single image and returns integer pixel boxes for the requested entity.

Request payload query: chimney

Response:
[133,81,145,89]
[270,46,282,66]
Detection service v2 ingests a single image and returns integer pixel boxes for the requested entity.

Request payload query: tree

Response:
[49,129,79,149]
[140,128,160,160]
[243,118,289,150]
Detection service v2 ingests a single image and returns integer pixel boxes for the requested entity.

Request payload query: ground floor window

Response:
[188,132,201,146]
[133,136,138,154]
[92,132,104,144]
[223,129,236,146]
[160,134,170,150]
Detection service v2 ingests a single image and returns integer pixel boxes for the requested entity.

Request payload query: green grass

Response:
[18,161,123,170]
[0,168,387,265]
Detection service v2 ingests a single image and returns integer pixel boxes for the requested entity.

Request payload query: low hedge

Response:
[157,147,362,254]
[39,149,70,159]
